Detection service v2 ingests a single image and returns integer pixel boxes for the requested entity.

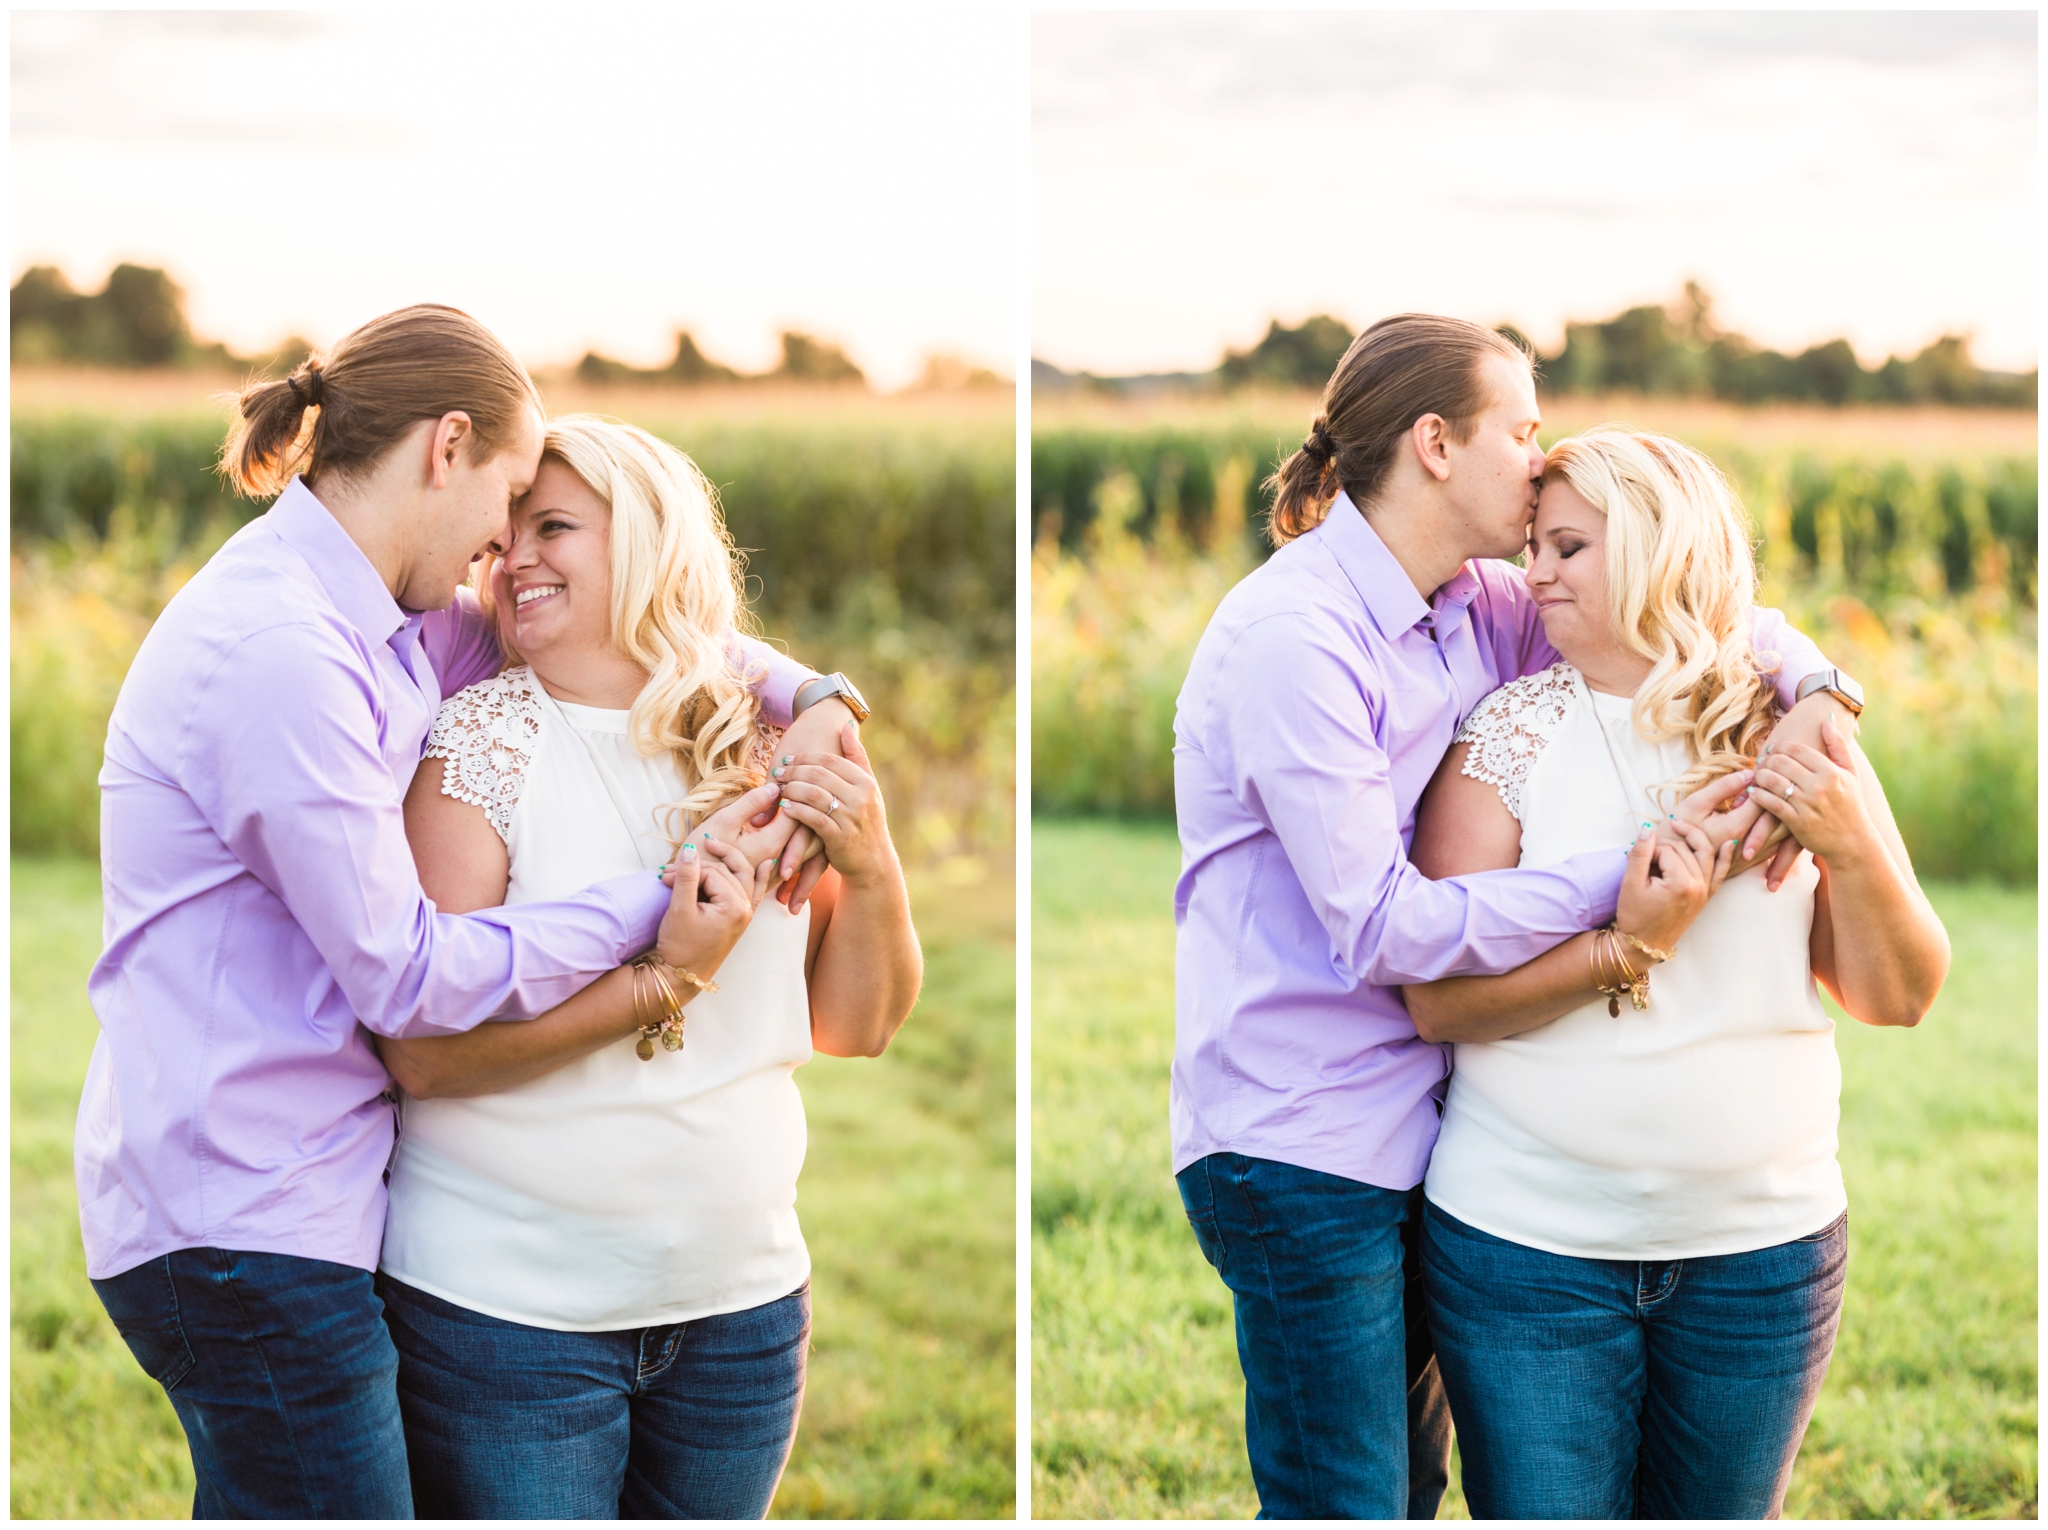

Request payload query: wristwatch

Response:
[792,671,871,724]
[1794,667,1865,717]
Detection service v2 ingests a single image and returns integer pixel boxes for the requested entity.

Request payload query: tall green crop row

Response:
[10,412,1015,861]
[1031,427,2038,608]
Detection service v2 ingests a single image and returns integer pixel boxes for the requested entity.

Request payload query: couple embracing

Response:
[76,305,922,1518]
[1171,315,1949,1519]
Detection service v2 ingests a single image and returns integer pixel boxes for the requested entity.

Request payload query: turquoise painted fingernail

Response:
[781,755,793,765]
[772,766,784,778]
[680,844,697,862]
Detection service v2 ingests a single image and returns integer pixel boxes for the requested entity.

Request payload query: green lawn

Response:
[10,856,1015,1520]
[1031,818,2037,1519]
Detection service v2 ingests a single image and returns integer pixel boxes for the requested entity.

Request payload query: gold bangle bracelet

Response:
[1618,928,1675,965]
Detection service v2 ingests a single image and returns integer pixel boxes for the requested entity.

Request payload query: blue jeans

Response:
[1177,1153,1451,1519]
[90,1247,412,1519]
[1422,1200,1847,1520]
[378,1274,809,1519]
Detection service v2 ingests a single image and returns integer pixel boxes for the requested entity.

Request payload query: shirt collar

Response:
[268,477,409,648]
[1319,490,1484,641]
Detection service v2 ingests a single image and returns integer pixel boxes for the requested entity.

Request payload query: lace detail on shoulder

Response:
[424,666,547,843]
[747,719,786,779]
[1452,663,1579,822]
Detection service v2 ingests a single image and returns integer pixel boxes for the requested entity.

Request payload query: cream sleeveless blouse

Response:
[1422,663,1846,1259]
[381,666,813,1330]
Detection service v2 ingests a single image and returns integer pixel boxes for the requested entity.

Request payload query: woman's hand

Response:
[1617,822,1736,960]
[773,724,898,888]
[1747,716,1880,868]
[654,829,775,981]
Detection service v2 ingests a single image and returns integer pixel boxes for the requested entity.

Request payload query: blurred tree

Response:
[576,331,741,386]
[10,263,200,366]
[772,332,865,385]
[1217,315,1354,389]
[914,353,1008,391]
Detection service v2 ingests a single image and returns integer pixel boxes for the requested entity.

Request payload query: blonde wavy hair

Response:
[1542,427,1781,804]
[477,414,766,846]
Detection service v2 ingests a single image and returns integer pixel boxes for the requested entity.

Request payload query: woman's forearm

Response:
[1812,850,1948,1027]
[808,867,922,1058]
[374,965,644,1098]
[1404,931,1603,1044]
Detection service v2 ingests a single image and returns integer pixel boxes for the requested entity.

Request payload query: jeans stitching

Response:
[636,1326,684,1387]
[157,1256,197,1393]
[1637,1260,1684,1313]
[213,1251,319,1511]
[1234,1161,1324,1511]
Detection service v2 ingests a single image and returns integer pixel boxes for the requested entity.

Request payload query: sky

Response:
[1034,11,2038,376]
[12,11,1021,389]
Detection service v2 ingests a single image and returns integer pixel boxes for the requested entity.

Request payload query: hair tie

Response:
[286,368,325,408]
[1304,423,1336,465]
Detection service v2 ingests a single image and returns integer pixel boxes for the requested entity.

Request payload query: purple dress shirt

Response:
[1170,493,1827,1191]
[76,478,813,1279]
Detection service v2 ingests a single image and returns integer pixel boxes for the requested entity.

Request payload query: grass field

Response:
[10,856,1015,1520]
[1030,818,2037,1520]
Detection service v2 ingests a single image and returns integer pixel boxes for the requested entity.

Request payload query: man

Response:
[1170,313,1858,1517]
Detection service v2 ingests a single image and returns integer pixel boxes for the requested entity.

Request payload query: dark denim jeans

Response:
[1422,1199,1848,1520]
[90,1247,412,1519]
[1177,1153,1451,1519]
[379,1274,809,1520]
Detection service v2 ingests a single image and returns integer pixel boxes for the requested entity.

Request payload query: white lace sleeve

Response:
[422,666,546,843]
[1452,663,1579,822]
[747,719,787,779]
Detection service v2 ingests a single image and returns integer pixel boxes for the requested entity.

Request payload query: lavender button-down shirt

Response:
[1170,493,1826,1191]
[76,478,812,1280]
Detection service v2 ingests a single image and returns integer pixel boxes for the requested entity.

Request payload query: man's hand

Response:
[698,783,794,882]
[768,697,857,913]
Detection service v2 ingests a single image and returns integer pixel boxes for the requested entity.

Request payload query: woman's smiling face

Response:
[489,456,613,663]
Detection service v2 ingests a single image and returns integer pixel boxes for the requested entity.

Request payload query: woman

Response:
[1403,427,1949,1519]
[370,415,922,1518]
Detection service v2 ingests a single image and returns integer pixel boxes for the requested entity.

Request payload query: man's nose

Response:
[493,525,531,564]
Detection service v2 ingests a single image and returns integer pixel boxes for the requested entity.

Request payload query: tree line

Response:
[9,263,1006,392]
[1036,284,2037,408]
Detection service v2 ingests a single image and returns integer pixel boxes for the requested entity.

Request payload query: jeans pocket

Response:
[1177,1161,1224,1270]
[1794,1210,1849,1243]
[91,1259,197,1394]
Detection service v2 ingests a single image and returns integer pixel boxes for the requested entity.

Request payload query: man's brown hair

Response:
[220,304,541,499]
[1265,314,1533,545]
